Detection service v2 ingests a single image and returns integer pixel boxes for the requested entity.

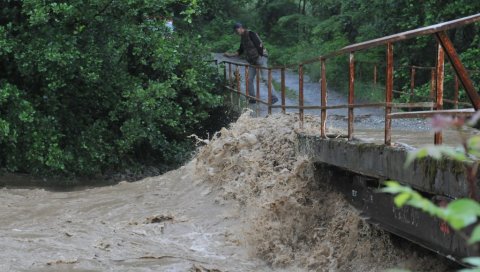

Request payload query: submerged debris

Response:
[46,259,78,266]
[145,215,174,224]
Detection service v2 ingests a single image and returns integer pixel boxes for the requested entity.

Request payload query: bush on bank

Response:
[0,1,224,177]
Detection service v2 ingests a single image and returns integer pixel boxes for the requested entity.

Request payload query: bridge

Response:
[213,14,480,264]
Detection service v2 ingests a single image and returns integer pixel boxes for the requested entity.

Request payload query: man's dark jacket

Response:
[237,30,267,64]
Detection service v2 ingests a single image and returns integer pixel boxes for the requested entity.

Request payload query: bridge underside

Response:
[297,133,479,263]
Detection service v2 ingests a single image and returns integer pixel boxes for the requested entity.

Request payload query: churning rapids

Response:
[0,112,456,271]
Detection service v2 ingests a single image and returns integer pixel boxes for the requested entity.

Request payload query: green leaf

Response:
[447,215,476,230]
[468,226,480,244]
[380,181,403,194]
[394,193,410,207]
[459,269,480,272]
[448,199,480,217]
[462,257,480,267]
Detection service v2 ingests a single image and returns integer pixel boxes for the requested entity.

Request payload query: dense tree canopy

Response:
[0,0,224,177]
[198,0,480,101]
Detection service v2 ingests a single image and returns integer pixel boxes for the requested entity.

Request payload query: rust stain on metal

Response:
[434,42,445,145]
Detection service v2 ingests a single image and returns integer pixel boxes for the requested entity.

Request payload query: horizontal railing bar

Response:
[411,65,435,70]
[268,102,431,110]
[444,99,472,106]
[270,105,323,110]
[226,86,270,105]
[225,86,238,92]
[389,109,475,119]
[393,102,434,108]
[270,103,386,110]
[225,89,437,110]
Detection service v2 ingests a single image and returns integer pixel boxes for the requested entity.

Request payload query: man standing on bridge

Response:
[224,23,278,104]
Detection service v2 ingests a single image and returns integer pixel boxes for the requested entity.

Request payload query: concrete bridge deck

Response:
[296,133,478,263]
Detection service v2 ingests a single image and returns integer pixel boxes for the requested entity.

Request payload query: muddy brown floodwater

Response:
[0,112,459,271]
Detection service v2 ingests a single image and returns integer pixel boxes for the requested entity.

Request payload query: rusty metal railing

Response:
[218,14,480,146]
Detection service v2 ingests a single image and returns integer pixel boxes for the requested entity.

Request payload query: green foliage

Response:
[382,113,480,270]
[383,181,480,270]
[0,1,224,177]
[382,181,480,231]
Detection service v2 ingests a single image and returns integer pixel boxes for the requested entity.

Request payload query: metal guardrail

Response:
[217,14,480,146]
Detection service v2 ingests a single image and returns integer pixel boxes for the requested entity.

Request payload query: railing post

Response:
[385,43,394,146]
[430,69,435,103]
[223,63,227,89]
[434,42,445,145]
[321,58,327,138]
[256,67,260,102]
[268,68,272,115]
[236,66,241,94]
[373,64,377,90]
[454,74,459,109]
[348,53,355,141]
[410,66,415,101]
[299,64,304,129]
[245,65,249,99]
[281,68,286,113]
[228,63,232,87]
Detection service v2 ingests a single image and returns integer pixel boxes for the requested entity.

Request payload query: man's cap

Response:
[233,22,243,31]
